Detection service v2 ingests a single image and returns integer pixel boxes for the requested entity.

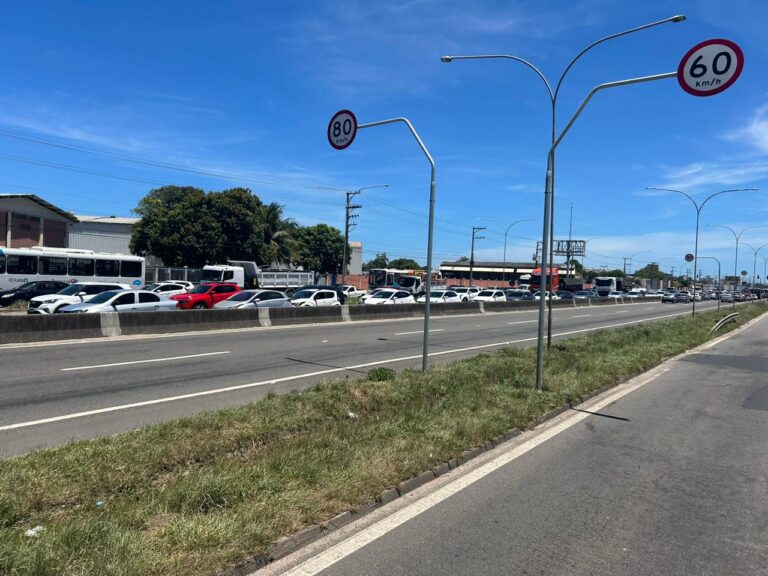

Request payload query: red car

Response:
[171,283,240,309]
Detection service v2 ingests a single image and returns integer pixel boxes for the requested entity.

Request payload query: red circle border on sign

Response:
[327,109,358,150]
[677,38,744,97]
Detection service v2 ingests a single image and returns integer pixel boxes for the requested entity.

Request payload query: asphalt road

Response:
[266,312,768,576]
[0,300,723,455]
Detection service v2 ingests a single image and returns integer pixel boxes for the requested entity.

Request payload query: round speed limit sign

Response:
[328,110,357,150]
[678,38,743,97]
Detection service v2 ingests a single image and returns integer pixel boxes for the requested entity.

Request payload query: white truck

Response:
[201,261,314,290]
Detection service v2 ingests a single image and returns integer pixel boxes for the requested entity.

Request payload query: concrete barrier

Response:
[347,304,421,321]
[0,314,102,344]
[118,308,261,336]
[267,306,344,326]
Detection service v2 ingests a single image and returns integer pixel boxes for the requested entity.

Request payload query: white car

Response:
[532,291,560,301]
[363,289,416,305]
[339,285,366,299]
[360,288,385,303]
[214,289,291,309]
[60,290,178,313]
[145,282,191,297]
[451,287,481,302]
[27,282,130,314]
[290,288,341,307]
[474,289,507,302]
[416,290,462,303]
[607,291,624,299]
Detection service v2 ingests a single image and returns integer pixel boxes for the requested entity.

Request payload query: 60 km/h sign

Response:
[678,38,744,97]
[327,110,357,150]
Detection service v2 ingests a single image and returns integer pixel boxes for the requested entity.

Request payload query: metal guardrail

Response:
[709,312,739,334]
[257,272,314,288]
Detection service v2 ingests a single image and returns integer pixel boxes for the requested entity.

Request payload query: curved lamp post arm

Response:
[440,54,554,101]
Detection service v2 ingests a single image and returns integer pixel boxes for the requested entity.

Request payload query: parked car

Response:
[145,282,191,297]
[474,289,507,302]
[451,286,481,302]
[360,288,385,303]
[0,280,68,307]
[556,290,575,300]
[60,290,178,313]
[532,291,560,301]
[28,282,130,314]
[607,291,624,299]
[214,289,292,309]
[290,288,341,307]
[504,289,533,301]
[363,289,415,305]
[292,284,346,304]
[171,282,240,309]
[416,289,461,303]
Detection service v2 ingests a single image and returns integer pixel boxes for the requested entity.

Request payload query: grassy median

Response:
[1,303,765,576]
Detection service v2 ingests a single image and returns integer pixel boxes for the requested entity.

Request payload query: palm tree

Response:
[258,202,301,266]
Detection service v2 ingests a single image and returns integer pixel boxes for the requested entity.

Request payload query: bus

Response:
[0,247,145,291]
[530,267,559,292]
[367,268,427,295]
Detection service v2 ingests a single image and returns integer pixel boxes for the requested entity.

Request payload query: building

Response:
[70,215,138,254]
[0,194,76,248]
[348,241,363,275]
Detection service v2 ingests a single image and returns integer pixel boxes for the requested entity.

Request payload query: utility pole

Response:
[623,257,630,276]
[342,191,362,286]
[469,226,485,284]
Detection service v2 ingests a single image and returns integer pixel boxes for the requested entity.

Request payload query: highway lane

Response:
[0,300,722,455]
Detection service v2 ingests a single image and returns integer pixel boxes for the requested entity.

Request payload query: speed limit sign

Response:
[327,110,357,150]
[678,39,743,97]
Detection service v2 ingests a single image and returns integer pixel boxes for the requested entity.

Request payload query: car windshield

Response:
[575,291,590,296]
[292,289,317,299]
[372,291,395,298]
[86,291,122,304]
[453,288,468,293]
[189,284,214,294]
[398,277,417,287]
[228,291,257,302]
[144,283,161,291]
[14,282,38,291]
[478,290,494,297]
[56,284,86,296]
[200,269,223,282]
[430,291,446,297]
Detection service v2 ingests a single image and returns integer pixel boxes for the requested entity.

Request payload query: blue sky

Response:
[1,0,767,280]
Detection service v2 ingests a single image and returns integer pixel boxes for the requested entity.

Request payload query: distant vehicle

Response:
[594,276,621,297]
[214,289,291,309]
[530,267,559,293]
[363,289,415,305]
[0,280,68,307]
[474,289,507,302]
[504,289,533,301]
[60,289,178,313]
[556,290,575,300]
[292,284,347,304]
[338,285,365,299]
[719,292,734,303]
[607,291,624,299]
[290,288,341,307]
[27,282,130,314]
[360,288,385,304]
[171,282,240,309]
[0,246,144,292]
[451,286,481,302]
[626,289,646,298]
[532,291,560,301]
[675,291,691,303]
[367,268,425,296]
[201,261,314,290]
[416,290,461,304]
[574,290,597,300]
[661,292,677,304]
[145,282,191,297]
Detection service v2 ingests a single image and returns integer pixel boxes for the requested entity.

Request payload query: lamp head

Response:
[671,15,686,22]
[440,56,453,63]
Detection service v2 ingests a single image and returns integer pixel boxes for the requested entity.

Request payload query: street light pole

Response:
[442,15,686,389]
[647,187,758,315]
[480,218,535,284]
[627,250,651,276]
[742,242,768,289]
[695,256,721,310]
[708,224,768,310]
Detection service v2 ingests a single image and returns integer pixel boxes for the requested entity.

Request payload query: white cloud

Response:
[724,104,768,154]
[652,161,768,191]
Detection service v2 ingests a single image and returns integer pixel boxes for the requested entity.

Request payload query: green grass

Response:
[1,303,765,576]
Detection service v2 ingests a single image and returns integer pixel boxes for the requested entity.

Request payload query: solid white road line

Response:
[279,368,670,576]
[61,351,231,372]
[0,308,697,433]
[571,314,590,318]
[507,320,537,325]
[394,329,445,336]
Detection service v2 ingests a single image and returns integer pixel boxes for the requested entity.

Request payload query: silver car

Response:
[60,290,178,313]
[214,289,291,309]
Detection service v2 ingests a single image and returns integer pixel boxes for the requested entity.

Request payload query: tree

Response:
[295,224,345,274]
[457,256,470,262]
[634,263,666,280]
[130,186,225,267]
[257,202,300,266]
[388,258,422,270]
[207,187,262,262]
[363,252,389,271]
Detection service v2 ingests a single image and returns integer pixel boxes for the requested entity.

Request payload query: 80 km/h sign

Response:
[678,38,744,97]
[327,110,358,150]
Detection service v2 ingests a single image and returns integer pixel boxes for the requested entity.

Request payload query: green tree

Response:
[130,186,225,267]
[295,224,345,274]
[363,252,389,271]
[257,202,300,266]
[208,187,262,262]
[388,258,422,270]
[634,263,666,280]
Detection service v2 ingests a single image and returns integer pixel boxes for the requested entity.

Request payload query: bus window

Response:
[95,259,120,277]
[0,255,4,274]
[68,258,94,276]
[7,255,38,275]
[120,260,142,278]
[40,256,67,275]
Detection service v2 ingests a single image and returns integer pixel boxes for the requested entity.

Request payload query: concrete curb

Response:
[230,306,768,575]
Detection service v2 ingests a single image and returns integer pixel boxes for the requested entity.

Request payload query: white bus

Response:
[0,247,145,291]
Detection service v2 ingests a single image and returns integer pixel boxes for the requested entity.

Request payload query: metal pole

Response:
[536,157,552,389]
[358,118,435,371]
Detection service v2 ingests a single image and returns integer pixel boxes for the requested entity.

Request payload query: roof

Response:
[75,215,139,225]
[0,194,78,222]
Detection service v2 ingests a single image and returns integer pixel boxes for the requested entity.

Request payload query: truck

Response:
[594,276,626,297]
[367,268,425,296]
[201,261,314,290]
